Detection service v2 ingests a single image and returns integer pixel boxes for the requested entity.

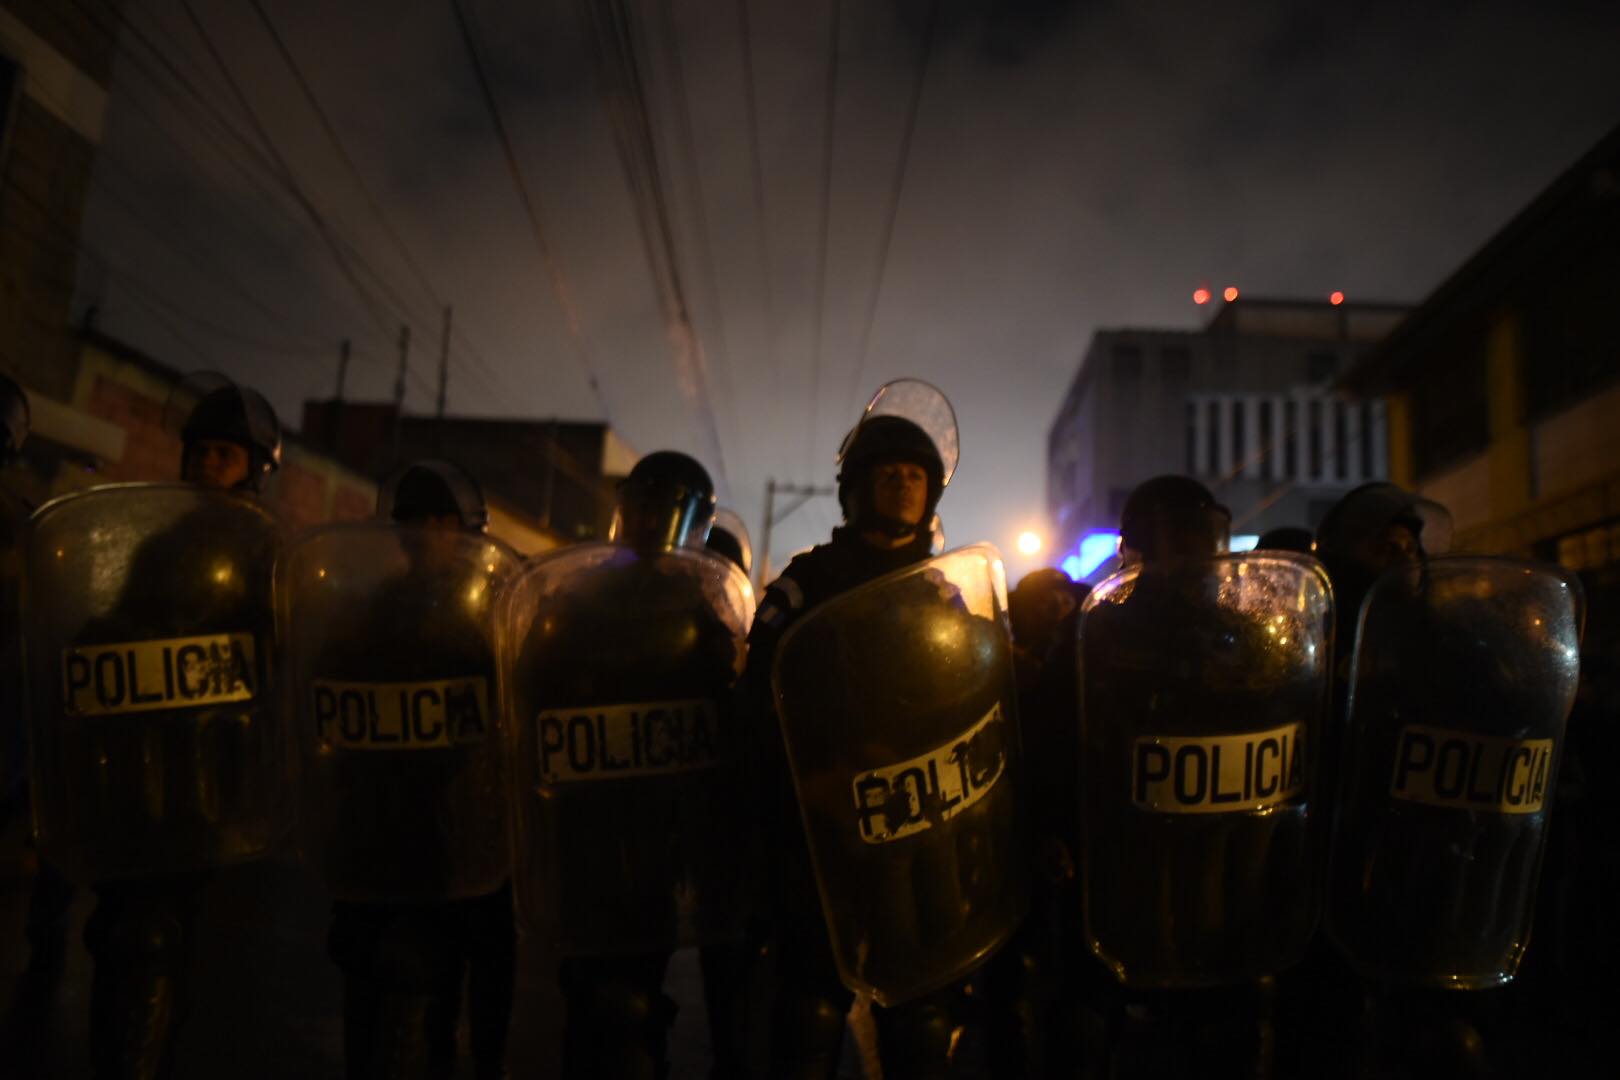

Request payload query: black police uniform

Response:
[324,562,515,1080]
[745,525,965,1078]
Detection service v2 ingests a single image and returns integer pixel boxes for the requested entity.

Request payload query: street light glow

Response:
[1017,530,1042,556]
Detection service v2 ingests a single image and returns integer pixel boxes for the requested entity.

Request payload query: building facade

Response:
[1048,298,1407,566]
[1343,121,1620,649]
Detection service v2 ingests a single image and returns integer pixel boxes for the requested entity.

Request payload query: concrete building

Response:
[1,0,120,403]
[1048,298,1409,569]
[301,400,637,553]
[1342,121,1620,649]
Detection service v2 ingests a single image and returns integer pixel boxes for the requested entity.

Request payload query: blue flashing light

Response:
[1072,531,1119,580]
[1060,555,1085,581]
[1231,534,1260,552]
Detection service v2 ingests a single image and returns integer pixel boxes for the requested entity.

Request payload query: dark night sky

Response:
[71,0,1620,579]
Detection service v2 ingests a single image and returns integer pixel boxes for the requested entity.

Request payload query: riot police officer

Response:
[503,450,753,1078]
[49,374,286,1080]
[312,460,517,1080]
[706,507,753,577]
[0,373,64,1073]
[1078,476,1332,1080]
[746,381,980,1079]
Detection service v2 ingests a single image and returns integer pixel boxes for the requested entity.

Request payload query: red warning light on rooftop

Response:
[1223,286,1240,302]
[1192,288,1211,305]
[1330,290,1345,306]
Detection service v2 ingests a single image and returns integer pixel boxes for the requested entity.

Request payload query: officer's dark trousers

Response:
[558,952,675,1080]
[769,914,957,1080]
[83,872,209,1080]
[329,883,516,1080]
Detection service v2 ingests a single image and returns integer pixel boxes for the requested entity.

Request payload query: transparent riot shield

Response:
[502,543,754,954]
[1326,557,1582,988]
[1078,553,1333,988]
[280,524,519,902]
[23,484,284,883]
[772,544,1028,1006]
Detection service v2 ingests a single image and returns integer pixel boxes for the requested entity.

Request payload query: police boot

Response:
[1,863,77,1075]
[873,990,958,1080]
[984,943,1051,1078]
[1364,991,1497,1080]
[769,990,849,1080]
[84,903,193,1080]
[559,957,677,1080]
[464,888,516,1080]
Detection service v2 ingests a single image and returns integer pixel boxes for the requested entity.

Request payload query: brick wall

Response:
[82,373,179,481]
[0,96,94,401]
[331,485,374,522]
[269,460,330,532]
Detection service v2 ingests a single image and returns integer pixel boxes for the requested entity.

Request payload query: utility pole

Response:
[335,338,351,400]
[756,477,835,589]
[330,338,351,452]
[392,324,410,466]
[436,305,452,421]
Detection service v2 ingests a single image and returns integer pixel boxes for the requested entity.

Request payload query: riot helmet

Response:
[610,450,716,552]
[706,507,752,575]
[837,379,958,537]
[0,373,29,463]
[1254,526,1316,555]
[169,373,282,492]
[379,459,489,533]
[1118,475,1231,563]
[1315,482,1452,572]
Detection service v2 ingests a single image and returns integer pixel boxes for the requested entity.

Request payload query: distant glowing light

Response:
[1061,555,1085,580]
[1224,286,1239,302]
[1330,290,1345,306]
[1230,534,1260,552]
[1017,531,1042,556]
[1192,288,1211,305]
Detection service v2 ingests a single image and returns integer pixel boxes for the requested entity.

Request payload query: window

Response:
[1283,401,1298,479]
[1334,401,1348,481]
[1258,400,1274,478]
[1306,351,1338,385]
[1308,401,1323,479]
[1162,346,1191,383]
[1206,401,1220,476]
[1231,400,1246,473]
[1185,401,1197,474]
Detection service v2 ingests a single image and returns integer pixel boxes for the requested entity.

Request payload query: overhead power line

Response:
[576,0,732,495]
[449,0,614,421]
[76,0,444,400]
[243,0,513,403]
[806,0,843,479]
[845,0,942,415]
[657,0,741,469]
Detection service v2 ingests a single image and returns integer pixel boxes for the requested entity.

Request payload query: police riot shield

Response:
[22,484,284,884]
[772,544,1027,1006]
[280,524,519,902]
[1078,553,1333,988]
[502,543,754,954]
[1326,557,1582,988]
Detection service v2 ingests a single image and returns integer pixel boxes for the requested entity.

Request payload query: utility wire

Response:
[733,0,785,477]
[806,0,842,478]
[177,2,401,342]
[656,0,740,467]
[845,0,941,414]
[242,0,512,401]
[578,0,732,494]
[449,0,613,420]
[79,0,441,398]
